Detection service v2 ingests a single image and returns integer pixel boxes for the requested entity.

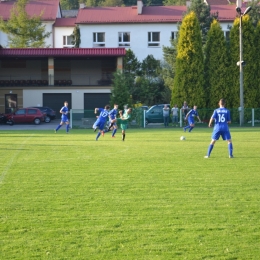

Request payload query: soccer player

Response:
[55,101,70,133]
[104,104,118,137]
[183,105,201,132]
[93,105,110,141]
[109,108,132,141]
[204,99,233,158]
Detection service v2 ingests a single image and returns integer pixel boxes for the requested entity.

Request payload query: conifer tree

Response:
[204,19,231,108]
[110,71,133,110]
[229,15,257,109]
[254,21,260,107]
[171,11,205,108]
[0,0,51,47]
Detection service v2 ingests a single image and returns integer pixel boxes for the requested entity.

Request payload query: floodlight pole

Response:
[239,14,244,126]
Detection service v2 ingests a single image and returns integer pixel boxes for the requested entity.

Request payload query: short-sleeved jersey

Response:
[186,109,198,119]
[97,108,109,122]
[61,106,69,120]
[109,108,117,120]
[118,112,131,125]
[211,107,231,132]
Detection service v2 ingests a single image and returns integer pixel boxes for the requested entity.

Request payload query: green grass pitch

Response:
[0,128,260,259]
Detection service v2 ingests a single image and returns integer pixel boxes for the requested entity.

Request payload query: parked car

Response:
[145,104,170,125]
[12,108,45,125]
[30,106,56,123]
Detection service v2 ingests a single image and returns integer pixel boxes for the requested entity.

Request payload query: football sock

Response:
[55,125,62,131]
[228,143,233,156]
[112,129,117,136]
[122,133,125,141]
[96,132,101,140]
[184,125,190,130]
[188,126,194,132]
[207,144,214,156]
[108,123,114,130]
[66,124,69,132]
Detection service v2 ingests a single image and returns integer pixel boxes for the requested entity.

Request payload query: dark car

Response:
[12,108,45,125]
[30,107,56,123]
[145,104,170,125]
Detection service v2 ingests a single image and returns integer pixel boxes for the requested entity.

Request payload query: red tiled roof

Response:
[54,18,76,27]
[76,5,237,24]
[211,5,238,21]
[76,6,186,24]
[0,48,126,57]
[0,0,60,21]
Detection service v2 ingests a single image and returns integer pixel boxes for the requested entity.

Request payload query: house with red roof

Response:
[0,0,61,47]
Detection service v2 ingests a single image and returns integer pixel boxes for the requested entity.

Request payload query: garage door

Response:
[84,93,110,110]
[43,93,72,117]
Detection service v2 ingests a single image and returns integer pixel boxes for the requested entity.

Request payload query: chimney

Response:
[79,3,85,9]
[137,0,143,15]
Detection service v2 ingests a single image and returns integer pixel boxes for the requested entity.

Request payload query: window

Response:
[118,32,130,47]
[148,32,160,47]
[16,109,26,115]
[28,109,37,115]
[63,35,74,47]
[224,31,230,41]
[93,32,105,47]
[171,31,178,40]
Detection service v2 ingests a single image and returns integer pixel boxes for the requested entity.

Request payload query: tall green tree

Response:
[163,0,185,6]
[229,15,257,108]
[204,19,231,108]
[60,0,79,10]
[162,39,177,89]
[254,21,260,107]
[247,0,260,28]
[0,0,51,47]
[171,11,205,108]
[110,71,133,110]
[123,49,141,76]
[187,0,218,44]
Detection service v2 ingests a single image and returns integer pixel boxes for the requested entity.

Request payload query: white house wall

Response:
[79,23,179,61]
[54,27,74,48]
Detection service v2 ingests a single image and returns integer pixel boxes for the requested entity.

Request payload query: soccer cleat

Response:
[204,156,209,158]
[93,127,97,132]
[111,136,115,138]
[229,155,234,158]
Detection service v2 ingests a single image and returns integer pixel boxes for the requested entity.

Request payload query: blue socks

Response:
[112,129,117,137]
[207,144,214,157]
[96,132,101,140]
[55,125,62,131]
[188,126,194,132]
[66,124,69,133]
[228,143,233,156]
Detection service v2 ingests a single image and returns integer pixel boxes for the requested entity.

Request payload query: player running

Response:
[93,105,110,141]
[183,105,201,132]
[55,101,70,133]
[104,104,118,137]
[204,99,233,158]
[108,108,132,141]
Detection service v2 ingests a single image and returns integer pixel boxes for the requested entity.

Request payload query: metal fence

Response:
[70,108,260,129]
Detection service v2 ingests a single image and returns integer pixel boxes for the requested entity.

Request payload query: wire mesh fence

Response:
[70,108,260,129]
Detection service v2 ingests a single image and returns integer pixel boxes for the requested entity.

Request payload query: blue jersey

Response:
[97,108,109,122]
[186,109,198,119]
[109,109,117,120]
[61,106,69,120]
[212,108,231,132]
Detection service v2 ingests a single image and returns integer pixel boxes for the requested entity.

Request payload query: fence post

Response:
[143,110,146,128]
[180,109,183,128]
[70,109,73,129]
[252,108,254,127]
